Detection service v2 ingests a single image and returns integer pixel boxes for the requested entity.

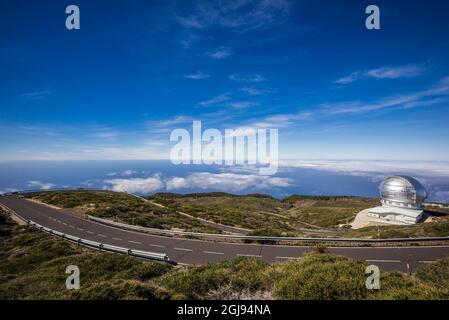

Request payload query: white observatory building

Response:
[368,175,428,225]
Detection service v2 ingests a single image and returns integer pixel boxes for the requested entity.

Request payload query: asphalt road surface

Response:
[1,195,449,272]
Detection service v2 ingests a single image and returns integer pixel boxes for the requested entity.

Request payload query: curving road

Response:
[1,195,449,272]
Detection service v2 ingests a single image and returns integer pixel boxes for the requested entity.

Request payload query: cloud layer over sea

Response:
[0,160,448,202]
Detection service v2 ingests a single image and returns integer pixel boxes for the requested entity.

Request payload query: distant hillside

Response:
[26,191,218,233]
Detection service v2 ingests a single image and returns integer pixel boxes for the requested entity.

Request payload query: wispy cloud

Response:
[121,169,138,176]
[247,111,312,128]
[89,127,121,140]
[326,76,449,114]
[146,115,194,134]
[198,93,231,107]
[227,101,259,109]
[21,90,52,100]
[336,64,425,85]
[280,159,449,179]
[208,46,231,59]
[335,72,361,85]
[228,74,265,82]
[366,65,425,79]
[239,86,264,96]
[177,0,292,32]
[184,71,210,80]
[27,180,55,190]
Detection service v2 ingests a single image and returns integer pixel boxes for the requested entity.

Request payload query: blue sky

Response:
[1,0,449,161]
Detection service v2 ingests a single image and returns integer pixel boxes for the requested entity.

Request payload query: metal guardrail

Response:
[27,220,174,264]
[88,215,449,244]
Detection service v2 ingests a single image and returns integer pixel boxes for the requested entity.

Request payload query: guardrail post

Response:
[99,243,103,252]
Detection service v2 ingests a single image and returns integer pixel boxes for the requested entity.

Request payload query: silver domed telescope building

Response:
[368,175,428,225]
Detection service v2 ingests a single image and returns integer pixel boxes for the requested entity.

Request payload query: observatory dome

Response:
[380,175,427,209]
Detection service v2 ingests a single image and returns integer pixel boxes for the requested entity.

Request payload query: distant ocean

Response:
[0,160,448,203]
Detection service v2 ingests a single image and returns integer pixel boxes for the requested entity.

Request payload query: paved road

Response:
[1,195,449,272]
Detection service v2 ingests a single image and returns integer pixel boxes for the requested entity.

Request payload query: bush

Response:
[161,257,270,299]
[416,257,449,295]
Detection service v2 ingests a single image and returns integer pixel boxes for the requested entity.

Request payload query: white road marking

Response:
[128,240,142,244]
[276,256,299,260]
[77,228,84,231]
[203,251,224,255]
[97,234,107,238]
[112,237,123,241]
[174,247,193,252]
[62,222,67,226]
[69,225,75,228]
[366,259,401,263]
[86,231,94,234]
[149,244,165,248]
[237,254,262,258]
[418,260,434,264]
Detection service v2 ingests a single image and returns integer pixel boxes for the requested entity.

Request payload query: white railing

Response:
[27,220,173,264]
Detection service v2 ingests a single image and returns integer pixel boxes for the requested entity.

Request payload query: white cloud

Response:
[280,160,449,178]
[227,101,259,109]
[121,170,138,176]
[0,188,19,194]
[89,128,120,140]
[366,65,424,79]
[335,72,361,85]
[102,171,291,194]
[177,0,292,31]
[198,93,231,107]
[185,71,210,80]
[27,180,55,190]
[248,112,312,128]
[228,74,265,82]
[239,86,264,95]
[165,177,189,190]
[325,77,449,114]
[208,47,231,59]
[104,175,164,193]
[336,64,425,85]
[166,172,291,192]
[21,90,52,100]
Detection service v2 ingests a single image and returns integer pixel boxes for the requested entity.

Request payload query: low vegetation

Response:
[27,190,449,238]
[27,191,217,233]
[149,193,378,233]
[150,192,295,232]
[283,196,379,228]
[1,211,448,300]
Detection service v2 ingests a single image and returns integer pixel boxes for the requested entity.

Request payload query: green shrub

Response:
[416,257,449,295]
[161,257,270,299]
